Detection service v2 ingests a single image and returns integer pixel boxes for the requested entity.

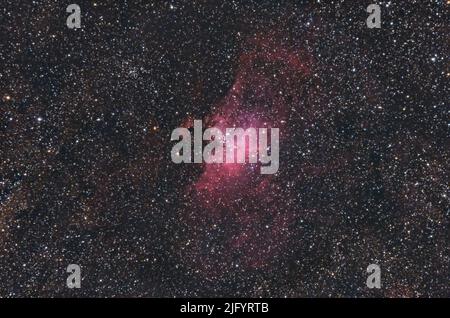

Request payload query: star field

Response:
[0,1,448,297]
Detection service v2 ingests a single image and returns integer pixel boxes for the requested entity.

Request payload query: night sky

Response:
[0,1,448,297]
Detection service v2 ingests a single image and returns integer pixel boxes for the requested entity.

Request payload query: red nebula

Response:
[179,32,312,277]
